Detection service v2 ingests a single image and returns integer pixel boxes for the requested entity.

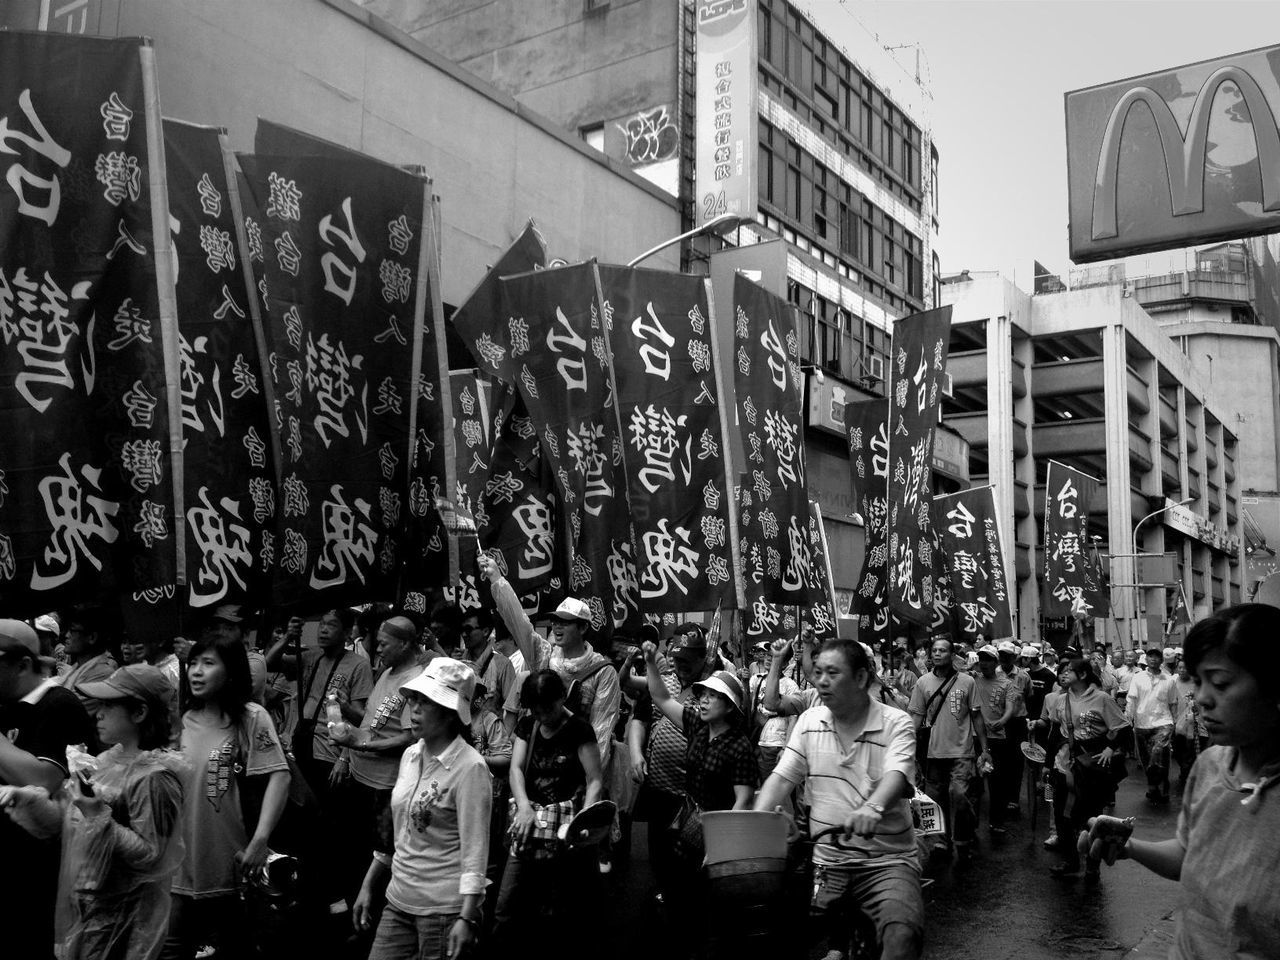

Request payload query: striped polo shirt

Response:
[772,699,918,869]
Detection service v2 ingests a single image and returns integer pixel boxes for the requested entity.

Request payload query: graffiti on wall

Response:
[616,105,679,165]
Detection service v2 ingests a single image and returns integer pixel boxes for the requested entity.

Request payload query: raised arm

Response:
[264,617,304,675]
[642,642,685,725]
[479,554,545,672]
[761,638,790,712]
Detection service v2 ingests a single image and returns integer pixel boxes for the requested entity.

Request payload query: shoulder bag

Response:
[915,673,958,768]
[291,653,343,764]
[236,715,323,862]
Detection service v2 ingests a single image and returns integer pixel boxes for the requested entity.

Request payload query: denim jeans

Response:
[368,906,459,960]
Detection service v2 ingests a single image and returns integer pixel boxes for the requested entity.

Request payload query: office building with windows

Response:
[942,273,1245,649]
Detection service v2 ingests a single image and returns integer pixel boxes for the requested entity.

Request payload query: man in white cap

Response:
[909,637,990,864]
[0,619,95,958]
[1022,645,1057,725]
[994,639,1029,817]
[479,555,620,769]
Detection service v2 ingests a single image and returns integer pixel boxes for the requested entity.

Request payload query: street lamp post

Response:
[1130,496,1193,648]
[626,212,747,268]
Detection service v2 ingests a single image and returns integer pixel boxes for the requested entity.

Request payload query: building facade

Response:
[1,0,686,306]
[359,0,946,622]
[943,274,1245,649]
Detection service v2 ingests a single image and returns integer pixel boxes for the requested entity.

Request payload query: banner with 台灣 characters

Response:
[597,264,738,614]
[1043,460,1103,617]
[933,485,1014,642]
[846,398,891,645]
[732,273,818,605]
[498,263,637,633]
[239,151,427,610]
[0,32,183,615]
[251,118,453,613]
[162,119,276,612]
[885,305,951,626]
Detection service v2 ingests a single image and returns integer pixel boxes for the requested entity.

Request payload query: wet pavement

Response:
[918,773,1180,960]
[610,769,1182,960]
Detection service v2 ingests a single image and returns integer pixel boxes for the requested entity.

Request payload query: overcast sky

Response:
[814,1,1280,285]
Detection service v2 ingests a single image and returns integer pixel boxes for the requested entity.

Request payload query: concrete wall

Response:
[360,0,679,137]
[105,0,680,304]
[1164,322,1280,493]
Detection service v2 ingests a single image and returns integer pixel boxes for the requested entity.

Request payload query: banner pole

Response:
[139,41,185,586]
[589,263,643,628]
[702,277,746,612]
[420,190,458,586]
[221,137,285,493]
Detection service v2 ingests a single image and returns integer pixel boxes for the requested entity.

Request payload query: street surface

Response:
[610,772,1180,960]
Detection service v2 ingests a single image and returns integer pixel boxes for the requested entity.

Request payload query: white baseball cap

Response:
[997,640,1019,655]
[552,597,592,623]
[1020,645,1039,658]
[977,644,999,659]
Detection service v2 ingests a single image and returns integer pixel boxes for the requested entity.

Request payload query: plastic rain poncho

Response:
[54,745,188,960]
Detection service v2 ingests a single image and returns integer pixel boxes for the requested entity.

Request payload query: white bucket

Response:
[701,810,791,866]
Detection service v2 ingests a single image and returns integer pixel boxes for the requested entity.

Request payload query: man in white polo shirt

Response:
[755,638,922,960]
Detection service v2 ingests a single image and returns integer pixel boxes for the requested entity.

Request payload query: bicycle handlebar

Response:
[805,824,865,850]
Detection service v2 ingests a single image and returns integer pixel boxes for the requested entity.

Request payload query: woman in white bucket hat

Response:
[354,657,492,959]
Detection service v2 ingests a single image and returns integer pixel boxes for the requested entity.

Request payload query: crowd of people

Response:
[0,581,1277,959]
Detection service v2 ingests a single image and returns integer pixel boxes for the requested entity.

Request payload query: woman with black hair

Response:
[490,668,603,951]
[1082,603,1280,959]
[162,633,291,959]
[1044,657,1128,881]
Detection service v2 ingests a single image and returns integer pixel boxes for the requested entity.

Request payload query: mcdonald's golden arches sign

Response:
[1066,44,1280,263]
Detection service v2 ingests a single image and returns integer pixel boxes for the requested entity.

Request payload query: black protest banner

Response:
[0,33,183,615]
[933,485,1014,642]
[162,119,276,611]
[452,219,547,381]
[239,153,426,610]
[928,521,956,640]
[846,398,891,644]
[1166,583,1190,634]
[733,274,817,605]
[252,118,453,613]
[479,382,564,604]
[886,306,951,626]
[445,368,493,611]
[597,264,737,614]
[1085,541,1111,618]
[805,501,839,641]
[1043,460,1102,617]
[498,263,636,632]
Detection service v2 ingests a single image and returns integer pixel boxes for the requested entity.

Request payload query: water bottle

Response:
[1043,774,1054,804]
[325,692,342,727]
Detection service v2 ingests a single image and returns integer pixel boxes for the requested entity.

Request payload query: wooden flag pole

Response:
[140,42,186,585]
[702,277,747,613]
